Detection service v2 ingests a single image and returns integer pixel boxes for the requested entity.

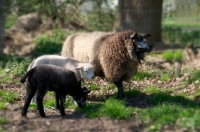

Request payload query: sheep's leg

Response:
[54,92,60,110]
[114,81,124,98]
[36,88,47,117]
[59,95,66,117]
[21,83,36,117]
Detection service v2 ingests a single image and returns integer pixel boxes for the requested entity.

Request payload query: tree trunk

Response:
[0,0,5,55]
[113,0,163,43]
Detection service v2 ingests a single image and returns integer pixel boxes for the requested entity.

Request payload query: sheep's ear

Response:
[75,66,83,70]
[143,34,151,38]
[130,33,136,38]
[89,59,93,65]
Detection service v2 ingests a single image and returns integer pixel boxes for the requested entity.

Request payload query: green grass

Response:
[0,90,18,110]
[89,82,99,90]
[161,50,174,62]
[187,70,200,84]
[0,118,7,125]
[174,50,183,62]
[0,102,6,110]
[0,55,32,84]
[0,90,17,104]
[132,71,155,81]
[139,87,200,131]
[161,50,183,63]
[162,17,200,28]
[34,29,67,57]
[78,98,133,119]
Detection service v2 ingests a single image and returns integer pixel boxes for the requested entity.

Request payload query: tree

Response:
[0,0,5,55]
[113,0,163,43]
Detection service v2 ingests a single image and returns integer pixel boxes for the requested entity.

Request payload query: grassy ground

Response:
[0,51,200,132]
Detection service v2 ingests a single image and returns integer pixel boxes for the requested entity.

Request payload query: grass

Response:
[77,98,133,119]
[0,90,17,104]
[161,50,174,62]
[132,71,155,81]
[161,50,183,63]
[187,70,200,84]
[0,55,32,84]
[0,90,18,110]
[0,52,200,131]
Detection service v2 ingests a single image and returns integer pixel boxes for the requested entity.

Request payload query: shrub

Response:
[34,29,67,57]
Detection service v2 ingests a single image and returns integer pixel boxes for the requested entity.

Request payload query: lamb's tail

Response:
[20,68,34,83]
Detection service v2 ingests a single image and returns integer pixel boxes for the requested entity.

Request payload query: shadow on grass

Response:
[88,89,200,109]
[123,90,200,108]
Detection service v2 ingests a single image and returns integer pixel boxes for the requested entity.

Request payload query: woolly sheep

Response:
[28,55,95,81]
[20,64,90,117]
[28,55,94,103]
[61,30,152,98]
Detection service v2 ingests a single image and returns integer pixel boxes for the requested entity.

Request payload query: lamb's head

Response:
[128,32,153,63]
[75,60,94,80]
[73,87,90,107]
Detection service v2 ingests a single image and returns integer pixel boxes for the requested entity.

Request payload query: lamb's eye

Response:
[85,71,88,73]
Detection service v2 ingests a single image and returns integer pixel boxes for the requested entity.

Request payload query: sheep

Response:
[27,55,94,103]
[27,55,94,81]
[20,64,90,117]
[61,30,152,98]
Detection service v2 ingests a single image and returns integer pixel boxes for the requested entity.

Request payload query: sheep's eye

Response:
[85,71,88,73]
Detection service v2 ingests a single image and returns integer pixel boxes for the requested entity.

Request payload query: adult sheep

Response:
[20,64,90,117]
[61,30,152,98]
[27,55,94,103]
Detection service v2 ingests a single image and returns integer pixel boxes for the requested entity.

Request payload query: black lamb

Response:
[20,64,90,117]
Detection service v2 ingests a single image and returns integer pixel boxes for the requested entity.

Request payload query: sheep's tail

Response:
[20,68,34,83]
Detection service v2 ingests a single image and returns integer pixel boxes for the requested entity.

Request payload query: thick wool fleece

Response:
[61,30,139,83]
[99,30,139,83]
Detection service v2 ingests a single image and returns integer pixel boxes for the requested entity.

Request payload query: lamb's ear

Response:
[130,33,136,38]
[83,87,91,94]
[75,66,83,70]
[89,59,93,65]
[83,89,91,94]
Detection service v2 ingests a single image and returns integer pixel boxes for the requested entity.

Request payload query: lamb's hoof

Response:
[21,111,27,117]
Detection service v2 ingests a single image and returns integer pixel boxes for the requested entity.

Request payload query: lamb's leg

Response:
[114,80,124,98]
[21,83,36,117]
[36,88,47,117]
[54,92,60,109]
[59,94,66,117]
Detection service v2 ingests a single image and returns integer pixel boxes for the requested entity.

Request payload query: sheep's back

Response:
[31,65,78,88]
[61,31,111,76]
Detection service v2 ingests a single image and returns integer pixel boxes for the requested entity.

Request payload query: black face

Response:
[74,95,88,107]
[132,34,152,53]
[130,33,153,62]
[73,88,90,107]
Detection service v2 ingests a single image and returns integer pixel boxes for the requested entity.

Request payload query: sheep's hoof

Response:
[117,95,124,99]
[61,114,66,118]
[40,113,46,117]
[55,106,60,110]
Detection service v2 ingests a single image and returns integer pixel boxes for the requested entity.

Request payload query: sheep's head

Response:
[128,32,153,63]
[75,60,95,80]
[73,87,90,107]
